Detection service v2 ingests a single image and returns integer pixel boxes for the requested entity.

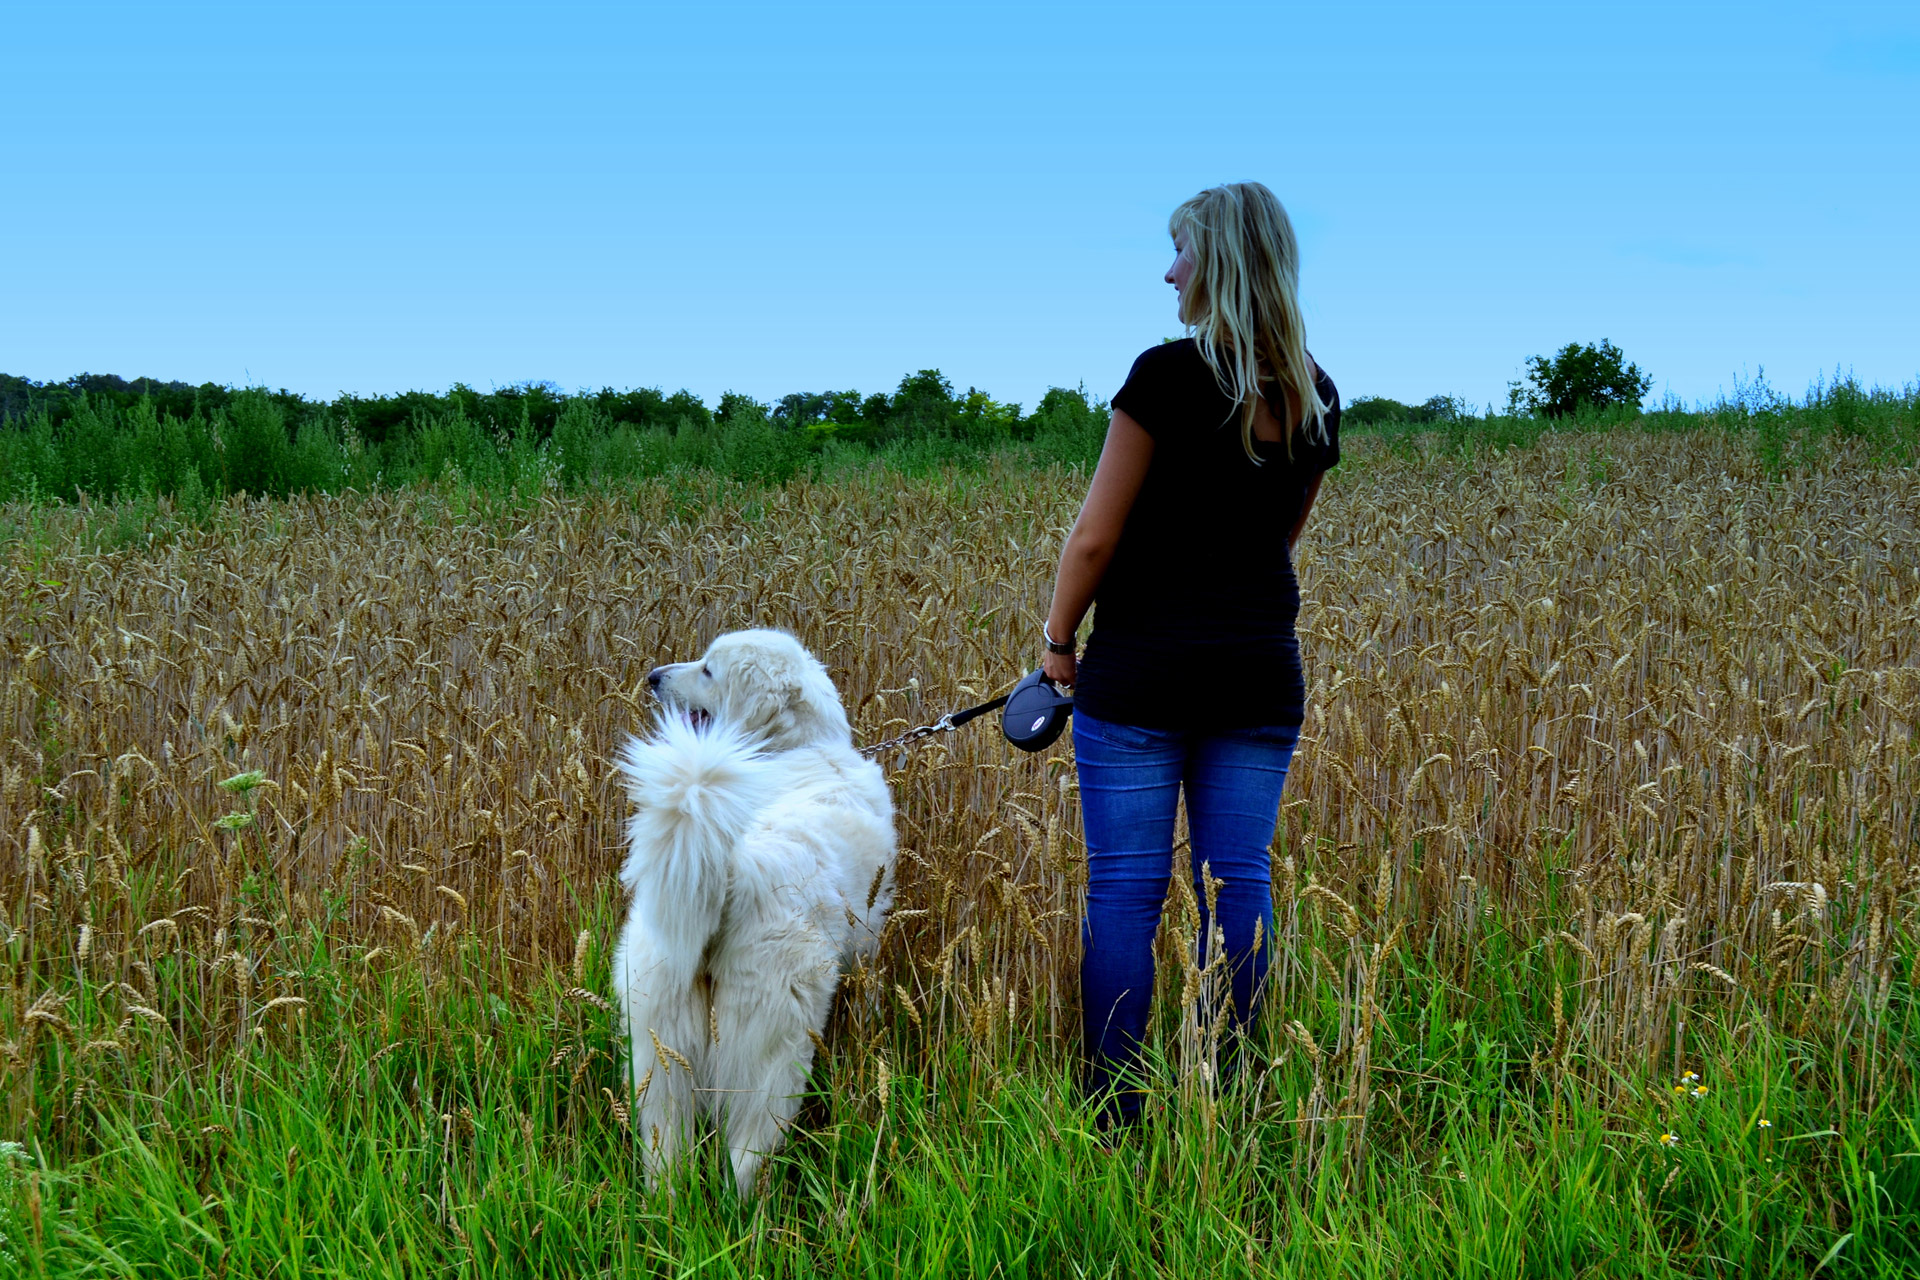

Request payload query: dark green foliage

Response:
[6,365,1915,505]
[771,389,865,436]
[1343,395,1412,426]
[1513,339,1654,417]
[1026,383,1110,465]
[798,371,1023,449]
[881,368,959,442]
[219,391,336,497]
[1,367,1117,502]
[709,391,808,485]
[0,370,255,428]
[1345,394,1473,427]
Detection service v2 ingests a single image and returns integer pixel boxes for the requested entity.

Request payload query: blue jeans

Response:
[1073,711,1300,1124]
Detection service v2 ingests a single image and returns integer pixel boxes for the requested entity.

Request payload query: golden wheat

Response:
[2,431,1915,1140]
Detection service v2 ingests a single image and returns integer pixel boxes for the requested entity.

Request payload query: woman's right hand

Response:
[1041,648,1077,687]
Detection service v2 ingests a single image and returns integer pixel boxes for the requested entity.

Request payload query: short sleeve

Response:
[1303,365,1341,472]
[1110,344,1179,441]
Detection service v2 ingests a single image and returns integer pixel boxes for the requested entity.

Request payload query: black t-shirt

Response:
[1073,339,1341,729]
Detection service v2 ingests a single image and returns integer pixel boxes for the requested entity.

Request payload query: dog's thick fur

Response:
[611,630,896,1195]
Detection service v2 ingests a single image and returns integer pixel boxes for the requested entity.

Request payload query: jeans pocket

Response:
[1076,713,1176,755]
[1232,723,1302,749]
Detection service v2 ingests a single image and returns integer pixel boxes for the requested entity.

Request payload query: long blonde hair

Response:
[1169,182,1326,462]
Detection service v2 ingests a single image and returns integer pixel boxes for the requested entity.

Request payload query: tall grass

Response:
[3,373,1912,511]
[0,377,1117,507]
[1,422,1916,1275]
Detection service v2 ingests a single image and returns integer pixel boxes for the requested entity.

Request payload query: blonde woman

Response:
[1041,182,1340,1127]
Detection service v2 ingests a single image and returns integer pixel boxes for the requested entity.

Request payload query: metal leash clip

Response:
[857,692,1010,759]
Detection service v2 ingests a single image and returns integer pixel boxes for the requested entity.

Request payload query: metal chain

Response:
[856,712,961,759]
[856,688,1013,760]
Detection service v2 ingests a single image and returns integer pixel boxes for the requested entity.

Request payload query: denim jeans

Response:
[1073,710,1300,1124]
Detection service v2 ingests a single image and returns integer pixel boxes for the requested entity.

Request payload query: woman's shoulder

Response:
[1114,339,1218,439]
[1309,357,1339,412]
[1298,356,1341,468]
[1120,338,1217,403]
[1128,338,1204,378]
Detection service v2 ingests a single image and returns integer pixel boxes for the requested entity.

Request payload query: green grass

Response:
[3,390,1917,1275]
[0,380,1113,509]
[4,906,1914,1279]
[4,378,1917,560]
[2,372,1914,517]
[1354,376,1920,472]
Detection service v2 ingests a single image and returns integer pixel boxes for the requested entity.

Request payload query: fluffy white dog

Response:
[610,629,896,1195]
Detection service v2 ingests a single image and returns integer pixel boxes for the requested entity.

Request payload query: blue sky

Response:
[5,1,1916,412]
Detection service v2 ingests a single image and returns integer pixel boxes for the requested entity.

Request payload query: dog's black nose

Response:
[646,666,666,692]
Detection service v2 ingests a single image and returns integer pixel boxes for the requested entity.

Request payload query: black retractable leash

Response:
[999,669,1076,751]
[858,669,1074,759]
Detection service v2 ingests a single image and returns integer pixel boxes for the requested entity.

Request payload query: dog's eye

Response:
[701,664,712,677]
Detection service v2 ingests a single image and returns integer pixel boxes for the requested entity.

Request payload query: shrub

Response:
[219,391,298,496]
[710,393,807,485]
[1344,396,1413,427]
[1345,395,1472,428]
[1027,385,1109,468]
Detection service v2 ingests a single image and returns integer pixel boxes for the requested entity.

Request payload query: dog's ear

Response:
[721,653,791,742]
[777,649,849,746]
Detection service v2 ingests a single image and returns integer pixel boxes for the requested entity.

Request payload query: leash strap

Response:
[946,694,1011,727]
[857,691,1011,759]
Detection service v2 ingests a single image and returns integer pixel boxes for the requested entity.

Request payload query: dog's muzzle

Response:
[646,666,712,728]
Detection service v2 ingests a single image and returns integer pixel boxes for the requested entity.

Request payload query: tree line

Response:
[0,339,1655,446]
[0,368,1113,503]
[6,341,1910,507]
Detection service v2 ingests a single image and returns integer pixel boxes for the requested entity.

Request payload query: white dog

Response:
[610,629,897,1195]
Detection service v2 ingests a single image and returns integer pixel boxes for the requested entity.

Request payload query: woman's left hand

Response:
[1041,648,1077,687]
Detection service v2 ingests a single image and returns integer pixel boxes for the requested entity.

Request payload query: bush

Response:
[1345,395,1472,428]
[1344,396,1413,427]
[1027,385,1109,468]
[711,393,807,485]
[1511,341,1653,418]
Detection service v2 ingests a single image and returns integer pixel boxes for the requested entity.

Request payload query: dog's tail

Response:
[614,714,770,905]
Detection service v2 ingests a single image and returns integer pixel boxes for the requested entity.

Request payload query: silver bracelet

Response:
[1043,621,1076,655]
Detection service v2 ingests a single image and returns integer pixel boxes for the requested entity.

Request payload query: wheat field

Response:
[2,427,1917,1276]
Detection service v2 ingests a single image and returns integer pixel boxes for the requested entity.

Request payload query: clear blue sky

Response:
[5,1,1916,412]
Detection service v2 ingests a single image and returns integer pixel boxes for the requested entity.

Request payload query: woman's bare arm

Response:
[1041,410,1155,684]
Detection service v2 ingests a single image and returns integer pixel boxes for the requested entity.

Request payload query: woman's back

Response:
[1071,338,1340,730]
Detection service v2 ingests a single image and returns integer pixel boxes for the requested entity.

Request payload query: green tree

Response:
[886,369,958,441]
[1512,341,1653,417]
[1344,395,1412,426]
[953,387,1022,444]
[771,390,864,439]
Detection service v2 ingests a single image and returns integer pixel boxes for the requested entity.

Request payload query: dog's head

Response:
[646,629,849,751]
